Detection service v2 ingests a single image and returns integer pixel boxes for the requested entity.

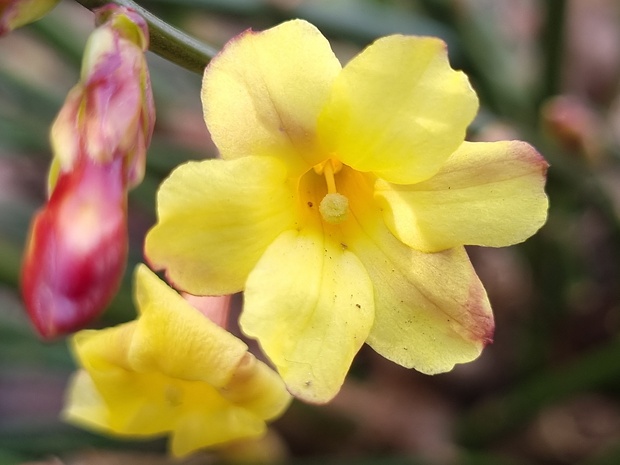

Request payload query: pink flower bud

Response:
[50,5,154,188]
[541,95,602,160]
[21,5,155,338]
[0,0,60,36]
[21,155,127,339]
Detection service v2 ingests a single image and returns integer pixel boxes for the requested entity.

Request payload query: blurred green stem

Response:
[457,337,620,447]
[0,239,22,288]
[540,0,567,105]
[74,0,217,74]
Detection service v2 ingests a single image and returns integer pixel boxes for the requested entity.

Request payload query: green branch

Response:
[457,336,620,447]
[540,0,567,102]
[74,0,217,74]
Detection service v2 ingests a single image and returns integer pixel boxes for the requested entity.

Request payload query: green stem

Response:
[541,0,567,100]
[74,0,217,74]
[457,337,620,447]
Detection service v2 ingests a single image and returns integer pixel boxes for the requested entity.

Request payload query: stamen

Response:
[312,159,349,224]
[320,193,349,224]
[323,160,337,194]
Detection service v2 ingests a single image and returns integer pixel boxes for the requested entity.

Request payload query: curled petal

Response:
[220,352,293,420]
[202,19,341,174]
[318,35,478,184]
[376,141,549,252]
[130,264,248,387]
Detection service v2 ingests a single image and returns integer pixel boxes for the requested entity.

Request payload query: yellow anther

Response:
[312,159,349,224]
[319,193,349,224]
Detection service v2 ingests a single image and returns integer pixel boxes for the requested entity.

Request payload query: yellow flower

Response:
[63,265,291,457]
[145,20,549,403]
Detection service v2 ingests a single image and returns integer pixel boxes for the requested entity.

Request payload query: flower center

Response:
[313,159,349,224]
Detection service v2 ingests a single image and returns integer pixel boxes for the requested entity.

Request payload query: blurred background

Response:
[1,0,620,464]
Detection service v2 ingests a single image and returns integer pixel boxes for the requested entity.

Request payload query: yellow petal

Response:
[71,323,135,374]
[241,228,374,404]
[376,141,549,252]
[144,156,297,295]
[318,35,477,184]
[67,360,263,442]
[171,408,265,457]
[202,19,341,174]
[69,325,178,436]
[339,168,493,373]
[220,353,292,421]
[62,370,111,432]
[129,264,248,387]
[94,372,183,436]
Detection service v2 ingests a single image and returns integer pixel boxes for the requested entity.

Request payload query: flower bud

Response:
[21,6,154,338]
[21,155,127,339]
[0,0,60,36]
[541,95,602,161]
[50,5,154,188]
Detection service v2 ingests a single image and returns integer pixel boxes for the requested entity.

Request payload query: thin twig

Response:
[74,0,217,74]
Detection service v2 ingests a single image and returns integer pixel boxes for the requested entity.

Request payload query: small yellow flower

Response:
[145,20,549,403]
[63,265,291,457]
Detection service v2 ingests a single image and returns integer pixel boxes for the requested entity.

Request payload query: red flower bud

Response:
[21,155,127,339]
[21,5,155,338]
